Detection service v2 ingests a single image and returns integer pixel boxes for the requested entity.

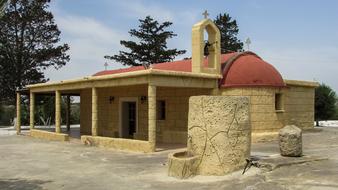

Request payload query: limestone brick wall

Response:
[80,85,211,144]
[80,89,92,135]
[80,85,148,137]
[219,87,287,133]
[219,85,315,134]
[156,87,211,143]
[284,85,315,129]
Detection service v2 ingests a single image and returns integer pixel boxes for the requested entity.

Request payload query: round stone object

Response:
[279,125,302,157]
[167,151,199,179]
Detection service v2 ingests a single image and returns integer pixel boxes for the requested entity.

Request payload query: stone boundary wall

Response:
[30,129,69,141]
[81,135,152,153]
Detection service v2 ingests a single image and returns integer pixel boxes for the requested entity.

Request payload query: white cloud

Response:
[115,0,199,25]
[115,1,174,22]
[44,0,201,82]
[111,0,200,60]
[57,15,125,44]
[43,0,338,93]
[43,0,204,82]
[253,44,338,91]
[44,11,128,81]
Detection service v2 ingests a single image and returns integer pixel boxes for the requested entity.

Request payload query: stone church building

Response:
[16,18,318,153]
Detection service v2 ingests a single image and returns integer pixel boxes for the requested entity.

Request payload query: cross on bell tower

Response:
[202,10,209,19]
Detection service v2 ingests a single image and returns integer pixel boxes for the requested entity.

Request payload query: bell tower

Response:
[191,16,221,74]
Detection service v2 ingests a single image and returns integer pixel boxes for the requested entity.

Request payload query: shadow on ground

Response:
[0,178,52,190]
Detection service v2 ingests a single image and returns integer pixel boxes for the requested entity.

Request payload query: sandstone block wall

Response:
[220,87,286,133]
[80,88,92,135]
[81,135,152,153]
[80,85,148,137]
[284,85,315,129]
[30,129,69,141]
[79,83,315,144]
[220,85,316,135]
[187,96,251,175]
[80,85,211,143]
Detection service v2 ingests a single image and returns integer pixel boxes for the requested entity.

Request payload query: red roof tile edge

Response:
[93,52,286,88]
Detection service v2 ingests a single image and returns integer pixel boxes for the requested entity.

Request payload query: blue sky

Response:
[46,0,338,91]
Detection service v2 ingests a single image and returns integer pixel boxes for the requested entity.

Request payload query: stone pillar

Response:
[66,95,71,132]
[148,85,157,152]
[29,92,35,129]
[91,87,98,136]
[16,92,21,134]
[55,90,61,133]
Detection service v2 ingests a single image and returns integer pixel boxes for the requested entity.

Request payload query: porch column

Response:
[148,85,157,152]
[29,92,35,129]
[16,92,21,134]
[55,90,61,133]
[91,87,98,136]
[66,95,71,131]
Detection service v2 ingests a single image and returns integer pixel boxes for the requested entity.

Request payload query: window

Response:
[275,93,284,111]
[157,100,166,120]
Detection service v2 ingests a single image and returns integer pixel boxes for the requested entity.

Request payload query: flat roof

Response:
[27,69,222,91]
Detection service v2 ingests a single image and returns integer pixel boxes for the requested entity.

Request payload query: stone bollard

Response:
[279,125,302,157]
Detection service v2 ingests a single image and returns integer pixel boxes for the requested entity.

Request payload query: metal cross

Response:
[202,10,209,19]
[245,38,251,51]
[104,62,109,70]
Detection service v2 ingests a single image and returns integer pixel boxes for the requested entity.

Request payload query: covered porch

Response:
[16,69,220,152]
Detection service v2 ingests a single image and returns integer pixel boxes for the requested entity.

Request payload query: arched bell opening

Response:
[191,19,221,75]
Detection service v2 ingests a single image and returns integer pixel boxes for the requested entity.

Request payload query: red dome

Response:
[220,52,285,88]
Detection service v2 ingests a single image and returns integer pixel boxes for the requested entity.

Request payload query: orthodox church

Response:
[16,18,318,152]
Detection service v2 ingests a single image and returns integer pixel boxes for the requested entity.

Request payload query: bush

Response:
[70,103,80,124]
[331,103,338,120]
[315,83,337,125]
[0,96,81,126]
[0,104,15,126]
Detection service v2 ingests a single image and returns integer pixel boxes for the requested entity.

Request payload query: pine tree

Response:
[214,13,243,53]
[105,16,186,67]
[315,84,337,126]
[0,0,69,104]
[0,0,7,16]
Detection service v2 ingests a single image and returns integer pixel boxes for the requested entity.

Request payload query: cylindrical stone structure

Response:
[91,87,98,136]
[29,92,35,129]
[187,96,251,175]
[55,90,61,133]
[148,85,157,152]
[16,92,21,134]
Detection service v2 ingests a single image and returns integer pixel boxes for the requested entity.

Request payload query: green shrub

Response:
[315,83,337,125]
[70,103,80,124]
[0,104,15,126]
[331,103,338,120]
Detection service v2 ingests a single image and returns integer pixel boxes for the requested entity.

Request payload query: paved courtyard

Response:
[0,126,338,190]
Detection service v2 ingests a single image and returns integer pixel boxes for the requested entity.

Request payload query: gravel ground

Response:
[0,126,337,190]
